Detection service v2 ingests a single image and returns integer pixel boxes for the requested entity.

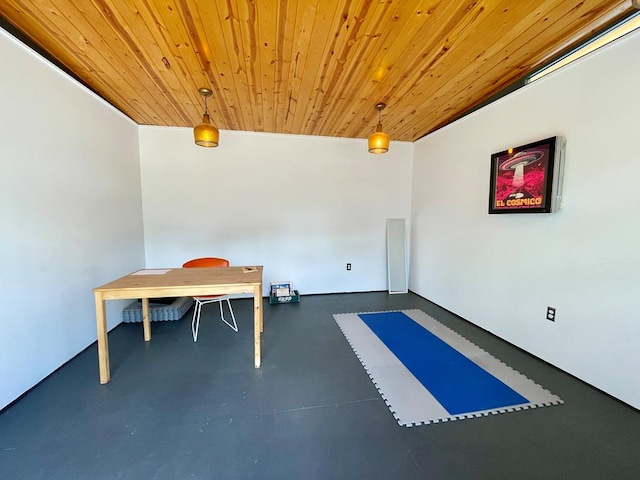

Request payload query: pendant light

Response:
[194,88,219,148]
[368,102,390,154]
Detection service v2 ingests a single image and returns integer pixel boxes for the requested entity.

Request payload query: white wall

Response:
[410,30,640,408]
[0,30,145,409]
[139,128,413,295]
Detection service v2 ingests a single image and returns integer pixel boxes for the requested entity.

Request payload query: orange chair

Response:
[182,257,238,341]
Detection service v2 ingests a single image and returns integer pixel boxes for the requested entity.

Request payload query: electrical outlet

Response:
[546,306,556,322]
[346,263,351,271]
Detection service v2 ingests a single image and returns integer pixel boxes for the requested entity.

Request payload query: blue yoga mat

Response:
[359,311,528,415]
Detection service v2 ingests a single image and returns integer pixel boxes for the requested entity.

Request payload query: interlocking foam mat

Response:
[333,309,562,427]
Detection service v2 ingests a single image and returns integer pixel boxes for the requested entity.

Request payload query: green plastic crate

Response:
[269,290,300,304]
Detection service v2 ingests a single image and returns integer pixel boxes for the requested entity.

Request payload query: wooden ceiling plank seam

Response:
[389,0,571,140]
[241,0,265,131]
[213,0,256,131]
[396,0,631,140]
[310,0,393,136]
[107,0,201,126]
[222,0,263,132]
[0,3,107,95]
[175,0,243,130]
[356,0,624,140]
[393,0,626,140]
[535,4,633,66]
[332,1,448,138]
[271,0,291,132]
[299,0,373,134]
[122,0,211,127]
[273,0,300,133]
[344,2,520,138]
[193,0,248,130]
[3,0,146,122]
[281,0,322,133]
[256,0,288,133]
[174,0,233,129]
[313,0,405,137]
[67,0,181,123]
[0,2,149,123]
[271,0,299,133]
[281,0,320,134]
[18,0,169,124]
[162,0,239,129]
[286,0,329,135]
[255,0,281,133]
[174,0,233,125]
[305,0,379,135]
[297,0,375,135]
[337,0,499,139]
[503,0,633,76]
[385,0,541,140]
[329,0,413,138]
[355,0,545,140]
[236,0,264,132]
[107,0,183,120]
[179,0,240,130]
[416,0,634,139]
[279,3,301,133]
[90,0,193,124]
[252,0,274,132]
[288,0,347,135]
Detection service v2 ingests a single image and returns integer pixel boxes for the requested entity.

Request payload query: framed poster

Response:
[488,136,565,214]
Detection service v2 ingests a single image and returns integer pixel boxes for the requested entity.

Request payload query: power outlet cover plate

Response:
[546,307,556,322]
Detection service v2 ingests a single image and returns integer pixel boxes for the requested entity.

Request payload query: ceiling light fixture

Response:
[368,103,389,154]
[194,88,219,148]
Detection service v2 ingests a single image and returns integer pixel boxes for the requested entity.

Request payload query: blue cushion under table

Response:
[122,297,194,323]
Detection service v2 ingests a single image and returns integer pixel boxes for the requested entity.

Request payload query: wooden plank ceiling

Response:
[0,1,634,142]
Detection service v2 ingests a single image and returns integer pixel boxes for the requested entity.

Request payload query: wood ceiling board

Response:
[0,0,634,142]
[338,0,509,140]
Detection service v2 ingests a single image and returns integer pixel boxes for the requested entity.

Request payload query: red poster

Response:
[489,137,559,214]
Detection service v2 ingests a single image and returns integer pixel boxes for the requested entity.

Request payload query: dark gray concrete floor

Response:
[1,292,639,480]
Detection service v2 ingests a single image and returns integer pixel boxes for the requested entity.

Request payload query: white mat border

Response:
[333,309,563,427]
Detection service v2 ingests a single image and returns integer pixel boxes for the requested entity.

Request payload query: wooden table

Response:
[92,266,263,384]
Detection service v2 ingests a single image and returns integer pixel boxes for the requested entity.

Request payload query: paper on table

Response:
[132,269,171,275]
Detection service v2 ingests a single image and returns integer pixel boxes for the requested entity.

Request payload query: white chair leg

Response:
[221,298,238,332]
[191,300,202,342]
[218,300,224,328]
[192,297,237,340]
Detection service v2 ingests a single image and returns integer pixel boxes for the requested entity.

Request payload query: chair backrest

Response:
[182,257,230,268]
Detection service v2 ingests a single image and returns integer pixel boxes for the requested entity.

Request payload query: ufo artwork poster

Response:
[489,136,561,214]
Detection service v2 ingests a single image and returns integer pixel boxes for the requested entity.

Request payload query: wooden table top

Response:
[93,266,263,299]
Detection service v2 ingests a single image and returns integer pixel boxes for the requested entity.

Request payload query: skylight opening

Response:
[527,10,640,84]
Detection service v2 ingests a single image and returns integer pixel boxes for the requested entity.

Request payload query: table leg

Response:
[259,287,264,333]
[142,297,151,341]
[254,284,261,368]
[94,292,110,384]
